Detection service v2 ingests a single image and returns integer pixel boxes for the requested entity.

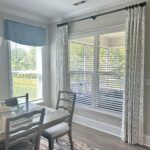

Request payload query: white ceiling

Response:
[0,0,135,23]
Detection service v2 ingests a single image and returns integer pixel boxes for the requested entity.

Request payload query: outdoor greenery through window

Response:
[10,42,43,101]
[69,31,125,114]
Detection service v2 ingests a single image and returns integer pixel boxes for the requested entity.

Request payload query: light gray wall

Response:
[0,13,50,104]
[0,15,11,99]
[49,1,150,136]
[70,11,125,34]
[74,107,121,127]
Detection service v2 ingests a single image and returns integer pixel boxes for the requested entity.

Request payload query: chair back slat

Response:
[56,91,76,127]
[5,108,45,150]
[59,98,71,102]
[8,109,42,122]
[57,106,71,113]
[9,132,37,147]
[10,122,40,135]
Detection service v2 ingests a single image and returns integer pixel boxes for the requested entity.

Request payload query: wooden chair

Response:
[42,91,76,150]
[4,108,45,150]
[4,93,29,110]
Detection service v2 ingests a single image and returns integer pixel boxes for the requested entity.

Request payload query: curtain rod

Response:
[57,1,146,27]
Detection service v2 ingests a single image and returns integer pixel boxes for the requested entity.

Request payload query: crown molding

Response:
[0,0,147,25]
[0,6,49,24]
[48,0,146,24]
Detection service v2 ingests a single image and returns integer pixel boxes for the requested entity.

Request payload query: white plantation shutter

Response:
[97,47,125,112]
[70,37,94,107]
[69,32,125,114]
[97,33,125,112]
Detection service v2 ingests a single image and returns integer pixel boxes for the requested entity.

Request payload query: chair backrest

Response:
[56,91,76,127]
[4,93,29,110]
[5,108,45,150]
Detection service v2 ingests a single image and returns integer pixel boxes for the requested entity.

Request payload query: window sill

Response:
[75,105,122,118]
[31,99,45,105]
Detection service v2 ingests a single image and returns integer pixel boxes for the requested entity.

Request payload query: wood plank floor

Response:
[72,123,150,150]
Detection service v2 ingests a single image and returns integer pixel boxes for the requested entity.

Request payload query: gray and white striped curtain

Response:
[121,5,145,145]
[56,25,70,93]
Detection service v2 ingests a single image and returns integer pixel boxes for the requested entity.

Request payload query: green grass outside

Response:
[13,78,38,100]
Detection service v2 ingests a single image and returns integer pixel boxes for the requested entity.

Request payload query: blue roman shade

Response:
[5,20,46,46]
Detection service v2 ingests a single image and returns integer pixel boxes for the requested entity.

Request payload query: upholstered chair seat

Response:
[0,141,32,150]
[42,122,69,138]
[10,141,32,150]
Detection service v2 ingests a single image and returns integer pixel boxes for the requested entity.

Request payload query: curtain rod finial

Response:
[91,16,96,20]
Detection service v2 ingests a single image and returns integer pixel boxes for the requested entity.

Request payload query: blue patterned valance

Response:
[5,20,46,46]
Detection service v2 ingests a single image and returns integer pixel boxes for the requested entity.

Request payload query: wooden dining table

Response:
[0,102,69,144]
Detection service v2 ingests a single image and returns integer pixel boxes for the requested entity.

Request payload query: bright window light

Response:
[10,42,43,101]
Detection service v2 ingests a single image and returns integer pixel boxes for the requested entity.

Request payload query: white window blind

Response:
[70,37,94,107]
[69,31,125,114]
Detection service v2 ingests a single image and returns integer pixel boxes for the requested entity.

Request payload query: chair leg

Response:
[48,139,54,150]
[56,138,59,144]
[68,131,73,150]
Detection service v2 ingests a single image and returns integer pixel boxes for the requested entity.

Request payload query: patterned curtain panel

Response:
[121,5,145,145]
[0,36,2,46]
[56,25,70,93]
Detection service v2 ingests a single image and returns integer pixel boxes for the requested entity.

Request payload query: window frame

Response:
[8,41,44,102]
[69,25,125,118]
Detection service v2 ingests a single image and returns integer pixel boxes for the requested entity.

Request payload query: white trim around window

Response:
[8,41,44,102]
[69,24,125,117]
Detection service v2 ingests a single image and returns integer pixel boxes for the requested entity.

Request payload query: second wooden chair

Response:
[42,91,76,150]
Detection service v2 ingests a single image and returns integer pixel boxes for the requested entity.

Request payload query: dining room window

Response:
[69,31,125,114]
[10,42,43,101]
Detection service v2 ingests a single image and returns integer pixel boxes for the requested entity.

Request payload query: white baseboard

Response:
[73,115,150,147]
[144,135,150,147]
[73,114,121,137]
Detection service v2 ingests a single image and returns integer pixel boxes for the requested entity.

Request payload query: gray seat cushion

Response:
[10,141,32,150]
[0,142,4,150]
[0,141,32,150]
[42,122,69,139]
